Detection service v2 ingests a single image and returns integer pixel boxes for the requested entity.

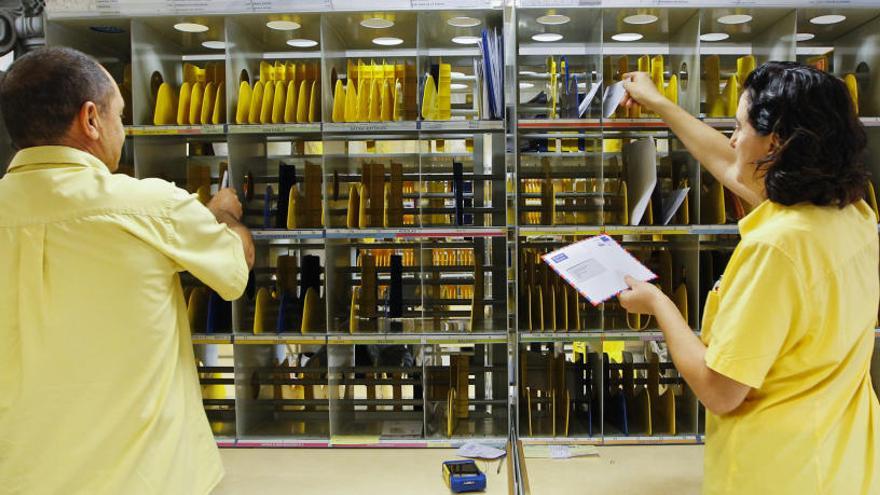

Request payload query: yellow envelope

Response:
[274,61,285,82]
[235,81,252,124]
[200,81,216,125]
[346,184,360,228]
[674,282,688,320]
[212,82,225,124]
[188,81,204,125]
[286,62,296,83]
[547,57,558,119]
[308,80,318,123]
[259,79,276,124]
[736,55,755,86]
[421,73,437,120]
[248,81,264,124]
[271,80,286,124]
[369,79,381,122]
[437,63,451,120]
[153,82,177,125]
[296,80,308,123]
[287,185,299,229]
[176,82,192,125]
[301,287,321,334]
[253,287,272,334]
[284,80,298,123]
[392,78,402,121]
[380,79,392,121]
[666,74,679,105]
[845,73,859,115]
[345,78,359,122]
[705,55,721,117]
[349,287,360,333]
[332,79,345,122]
[260,60,272,83]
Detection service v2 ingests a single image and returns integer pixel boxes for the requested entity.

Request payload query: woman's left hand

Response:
[618,276,669,315]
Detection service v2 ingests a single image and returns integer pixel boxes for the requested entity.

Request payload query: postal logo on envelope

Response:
[551,253,568,263]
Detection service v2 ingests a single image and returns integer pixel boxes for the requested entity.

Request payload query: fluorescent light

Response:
[700,32,730,42]
[717,14,752,25]
[447,16,481,28]
[519,82,534,89]
[537,14,570,26]
[372,37,404,46]
[796,32,815,41]
[810,14,846,25]
[266,20,300,31]
[174,22,209,33]
[452,36,481,45]
[611,32,643,42]
[287,38,318,48]
[451,83,468,90]
[624,14,658,25]
[202,41,226,49]
[532,33,563,42]
[360,18,394,29]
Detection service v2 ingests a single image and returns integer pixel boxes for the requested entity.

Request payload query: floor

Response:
[213,445,703,495]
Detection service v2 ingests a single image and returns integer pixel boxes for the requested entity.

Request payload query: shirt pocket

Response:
[700,289,720,345]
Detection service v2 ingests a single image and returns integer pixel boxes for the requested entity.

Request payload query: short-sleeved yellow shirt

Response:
[701,199,880,494]
[0,146,248,494]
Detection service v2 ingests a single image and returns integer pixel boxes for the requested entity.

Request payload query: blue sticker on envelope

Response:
[551,253,568,263]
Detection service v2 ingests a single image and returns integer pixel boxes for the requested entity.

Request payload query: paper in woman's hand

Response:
[542,235,657,306]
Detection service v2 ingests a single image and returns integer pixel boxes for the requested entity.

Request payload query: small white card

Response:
[542,235,657,306]
[602,81,626,119]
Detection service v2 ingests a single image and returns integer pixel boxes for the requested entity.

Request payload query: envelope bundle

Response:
[152,62,227,125]
[703,55,753,118]
[235,60,320,124]
[609,55,679,118]
[332,59,416,123]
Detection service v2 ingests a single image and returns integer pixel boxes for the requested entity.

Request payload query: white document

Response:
[457,441,506,460]
[579,78,602,118]
[623,137,658,226]
[602,81,626,119]
[661,187,690,225]
[542,235,657,306]
[220,170,229,189]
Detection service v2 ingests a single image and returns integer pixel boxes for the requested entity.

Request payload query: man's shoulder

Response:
[100,174,190,216]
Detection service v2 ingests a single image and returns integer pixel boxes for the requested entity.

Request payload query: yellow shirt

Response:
[0,146,248,494]
[701,199,880,494]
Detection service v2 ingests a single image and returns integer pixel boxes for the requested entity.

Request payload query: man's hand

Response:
[618,275,668,315]
[621,71,668,114]
[208,188,243,220]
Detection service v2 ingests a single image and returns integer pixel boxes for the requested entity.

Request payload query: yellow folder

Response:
[307,80,318,123]
[188,82,204,125]
[212,82,225,124]
[176,82,192,125]
[346,184,360,228]
[296,80,309,123]
[267,80,284,124]
[392,78,402,121]
[845,73,859,115]
[287,185,300,229]
[153,82,177,125]
[349,287,360,333]
[437,63,451,120]
[736,55,755,86]
[674,282,688,320]
[344,78,359,122]
[200,82,216,125]
[259,79,275,124]
[253,287,272,334]
[666,74,679,105]
[369,79,381,122]
[248,81,264,124]
[284,80,298,123]
[705,55,721,117]
[422,73,437,120]
[235,81,252,124]
[260,60,272,83]
[332,79,345,122]
[301,287,321,334]
[720,74,738,117]
[548,56,558,119]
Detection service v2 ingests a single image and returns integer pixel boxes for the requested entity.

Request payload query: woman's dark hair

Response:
[0,46,115,149]
[743,61,868,207]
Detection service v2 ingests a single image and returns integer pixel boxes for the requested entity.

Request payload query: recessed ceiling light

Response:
[372,37,404,46]
[447,16,481,28]
[287,38,318,48]
[266,20,300,31]
[810,14,846,25]
[532,33,563,42]
[796,32,816,41]
[451,83,468,90]
[452,36,481,45]
[700,32,730,42]
[451,71,466,78]
[202,40,226,49]
[624,14,658,25]
[360,18,394,29]
[611,32,643,42]
[717,14,752,25]
[519,82,534,89]
[90,25,126,34]
[537,14,570,26]
[174,22,209,33]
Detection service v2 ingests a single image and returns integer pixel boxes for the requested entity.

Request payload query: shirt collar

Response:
[7,146,110,174]
[738,199,774,237]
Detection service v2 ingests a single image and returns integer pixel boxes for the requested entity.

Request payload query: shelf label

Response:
[411,0,493,8]
[519,0,598,6]
[332,0,410,9]
[252,0,332,11]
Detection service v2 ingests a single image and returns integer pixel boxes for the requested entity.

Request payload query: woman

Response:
[618,61,880,494]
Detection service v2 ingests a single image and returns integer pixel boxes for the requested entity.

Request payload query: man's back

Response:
[0,146,247,495]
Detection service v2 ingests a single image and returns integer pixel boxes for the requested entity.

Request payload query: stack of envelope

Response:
[704,55,754,118]
[612,55,680,118]
[333,60,415,123]
[153,62,227,125]
[235,61,320,124]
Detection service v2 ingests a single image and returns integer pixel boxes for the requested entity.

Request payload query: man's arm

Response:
[208,188,255,270]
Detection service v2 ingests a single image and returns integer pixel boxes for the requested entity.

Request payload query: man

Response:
[0,47,254,494]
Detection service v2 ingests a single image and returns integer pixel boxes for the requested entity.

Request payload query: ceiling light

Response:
[717,14,752,25]
[532,33,563,42]
[447,16,481,28]
[536,14,570,26]
[611,32,643,42]
[519,82,534,89]
[372,37,404,46]
[202,40,226,49]
[700,32,730,42]
[451,83,468,90]
[360,18,394,29]
[287,38,318,48]
[174,22,209,33]
[452,36,481,45]
[266,20,300,31]
[624,14,658,25]
[810,14,846,25]
[796,32,815,41]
